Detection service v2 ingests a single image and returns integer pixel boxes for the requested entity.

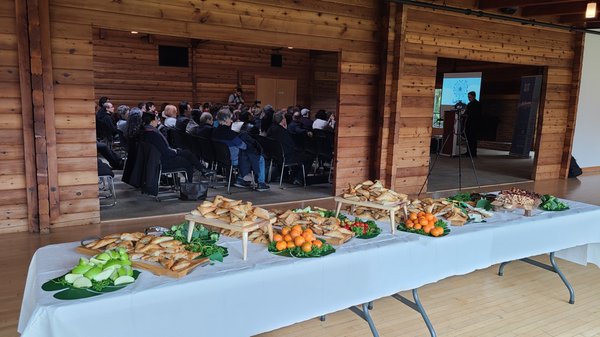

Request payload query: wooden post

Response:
[385,5,407,190]
[26,0,59,233]
[191,39,198,103]
[15,0,40,233]
[560,32,585,178]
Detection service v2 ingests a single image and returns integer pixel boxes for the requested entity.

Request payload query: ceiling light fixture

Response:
[586,2,597,19]
[131,31,139,34]
[287,46,294,49]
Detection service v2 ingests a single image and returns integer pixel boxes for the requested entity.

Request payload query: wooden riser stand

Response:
[334,196,408,235]
[185,214,275,260]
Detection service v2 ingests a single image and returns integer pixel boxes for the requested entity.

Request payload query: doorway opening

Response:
[426,58,545,192]
[93,28,340,221]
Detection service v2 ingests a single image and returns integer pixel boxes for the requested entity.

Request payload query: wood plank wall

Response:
[48,0,381,199]
[93,29,315,111]
[0,1,28,233]
[379,4,581,193]
[309,51,339,114]
[50,8,100,228]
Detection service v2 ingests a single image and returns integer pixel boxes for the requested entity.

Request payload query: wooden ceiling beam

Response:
[521,1,589,17]
[478,0,582,10]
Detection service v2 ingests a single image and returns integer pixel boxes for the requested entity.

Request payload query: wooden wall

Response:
[93,29,314,108]
[1,0,585,232]
[48,0,380,199]
[378,3,582,193]
[0,1,27,233]
[309,51,339,113]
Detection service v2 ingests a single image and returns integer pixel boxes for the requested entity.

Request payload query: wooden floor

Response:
[3,175,600,337]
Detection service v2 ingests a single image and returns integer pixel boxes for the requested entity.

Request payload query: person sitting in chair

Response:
[267,111,313,185]
[140,112,214,180]
[212,108,270,192]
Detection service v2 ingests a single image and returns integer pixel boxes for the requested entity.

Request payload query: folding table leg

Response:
[392,289,436,337]
[349,303,380,337]
[498,252,575,304]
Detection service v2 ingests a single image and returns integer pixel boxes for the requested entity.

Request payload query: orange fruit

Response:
[291,224,303,232]
[414,223,422,230]
[409,213,418,221]
[312,240,323,248]
[431,227,443,237]
[301,242,312,253]
[273,234,283,242]
[406,222,414,229]
[406,219,414,225]
[302,231,312,240]
[428,219,436,227]
[419,218,429,227]
[423,225,433,234]
[283,234,292,242]
[281,227,291,236]
[290,231,301,239]
[275,241,287,251]
[303,228,313,236]
[425,213,434,221]
[294,236,306,247]
[418,211,426,217]
[286,241,296,249]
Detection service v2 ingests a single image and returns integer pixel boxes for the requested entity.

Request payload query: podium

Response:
[441,110,460,156]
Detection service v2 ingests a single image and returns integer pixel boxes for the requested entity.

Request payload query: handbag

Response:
[179,181,208,201]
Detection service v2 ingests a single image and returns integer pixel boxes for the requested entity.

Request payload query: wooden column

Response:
[560,32,585,178]
[384,5,407,189]
[25,0,59,233]
[191,39,198,103]
[15,0,39,233]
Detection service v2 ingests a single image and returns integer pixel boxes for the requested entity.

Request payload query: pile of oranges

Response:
[273,225,323,253]
[404,211,445,237]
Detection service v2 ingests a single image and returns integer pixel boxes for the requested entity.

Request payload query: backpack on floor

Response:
[568,156,583,178]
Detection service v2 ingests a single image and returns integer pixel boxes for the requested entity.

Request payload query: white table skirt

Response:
[18,199,600,337]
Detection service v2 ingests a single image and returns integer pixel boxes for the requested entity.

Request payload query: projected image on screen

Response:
[441,73,482,106]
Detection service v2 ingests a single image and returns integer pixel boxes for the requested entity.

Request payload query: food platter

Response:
[334,196,406,234]
[267,238,335,258]
[42,270,141,300]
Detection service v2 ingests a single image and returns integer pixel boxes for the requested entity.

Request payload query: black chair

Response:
[211,140,238,194]
[312,129,335,182]
[128,141,188,201]
[167,127,190,150]
[257,136,306,188]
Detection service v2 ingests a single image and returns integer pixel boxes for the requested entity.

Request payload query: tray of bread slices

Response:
[184,195,275,260]
[79,232,210,278]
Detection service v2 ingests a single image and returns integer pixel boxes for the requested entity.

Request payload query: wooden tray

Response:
[185,214,275,260]
[75,246,210,279]
[334,196,408,235]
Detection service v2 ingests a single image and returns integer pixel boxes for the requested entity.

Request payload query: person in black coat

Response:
[267,111,313,185]
[175,101,192,132]
[464,91,482,157]
[96,102,117,141]
[187,111,214,139]
[140,112,213,180]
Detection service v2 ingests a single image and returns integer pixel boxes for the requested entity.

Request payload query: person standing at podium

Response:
[464,91,482,157]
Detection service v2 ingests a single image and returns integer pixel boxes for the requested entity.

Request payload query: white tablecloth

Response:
[18,199,600,337]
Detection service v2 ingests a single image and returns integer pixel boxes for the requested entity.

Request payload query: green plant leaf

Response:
[41,276,70,291]
[53,288,102,300]
[476,198,492,211]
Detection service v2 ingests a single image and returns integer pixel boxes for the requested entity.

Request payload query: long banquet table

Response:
[18,198,600,337]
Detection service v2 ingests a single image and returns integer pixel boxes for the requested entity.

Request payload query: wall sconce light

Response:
[586,2,597,19]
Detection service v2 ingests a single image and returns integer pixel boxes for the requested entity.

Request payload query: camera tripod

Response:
[418,109,480,196]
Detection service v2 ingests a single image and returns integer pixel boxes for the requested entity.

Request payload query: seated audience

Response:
[96,101,117,142]
[212,109,269,191]
[116,105,130,134]
[260,104,275,136]
[312,109,335,131]
[267,111,314,185]
[97,141,123,170]
[187,111,214,139]
[162,104,178,128]
[140,112,213,180]
[97,158,114,177]
[288,111,313,148]
[176,101,192,132]
[300,108,313,130]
